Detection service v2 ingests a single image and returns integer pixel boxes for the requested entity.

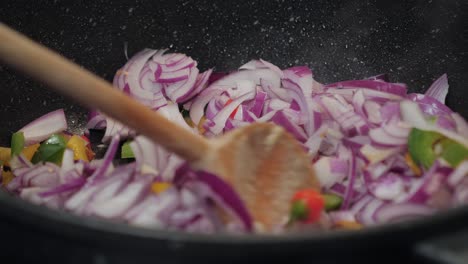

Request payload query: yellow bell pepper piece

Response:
[334,221,363,230]
[198,116,207,134]
[151,182,172,194]
[2,171,14,186]
[0,147,10,165]
[0,144,40,167]
[66,135,89,162]
[22,144,40,161]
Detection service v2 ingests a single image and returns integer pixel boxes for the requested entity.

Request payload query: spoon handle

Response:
[0,23,209,162]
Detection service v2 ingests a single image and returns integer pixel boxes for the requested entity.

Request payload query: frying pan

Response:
[0,0,467,263]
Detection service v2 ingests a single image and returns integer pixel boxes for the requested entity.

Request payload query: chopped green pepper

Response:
[121,141,134,159]
[31,134,67,164]
[408,128,442,169]
[439,138,468,167]
[408,128,468,169]
[323,193,343,211]
[10,132,25,157]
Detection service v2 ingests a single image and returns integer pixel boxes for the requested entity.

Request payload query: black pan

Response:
[0,0,467,263]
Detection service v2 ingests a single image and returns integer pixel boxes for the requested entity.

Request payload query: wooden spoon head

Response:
[197,122,319,231]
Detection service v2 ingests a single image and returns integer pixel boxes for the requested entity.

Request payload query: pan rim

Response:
[1,189,467,245]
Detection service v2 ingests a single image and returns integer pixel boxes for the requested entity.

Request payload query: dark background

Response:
[0,0,467,145]
[0,0,467,263]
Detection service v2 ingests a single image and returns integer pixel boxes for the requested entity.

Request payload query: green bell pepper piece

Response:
[121,141,134,159]
[31,134,67,164]
[11,132,25,157]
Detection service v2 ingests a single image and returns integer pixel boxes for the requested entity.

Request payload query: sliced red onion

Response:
[341,151,357,209]
[87,135,120,184]
[61,149,75,173]
[189,170,253,232]
[39,176,86,197]
[380,101,401,122]
[239,60,268,70]
[329,183,365,203]
[325,87,403,102]
[207,72,228,85]
[65,163,134,213]
[447,161,468,188]
[239,59,284,77]
[350,195,374,215]
[368,173,405,200]
[320,95,367,136]
[374,202,435,224]
[368,126,407,147]
[207,92,255,135]
[19,109,67,145]
[9,154,33,171]
[406,161,448,205]
[452,113,468,138]
[121,49,160,103]
[283,79,317,135]
[352,89,366,118]
[360,144,401,165]
[102,116,135,143]
[164,68,199,103]
[407,93,452,116]
[364,101,382,124]
[248,91,267,118]
[130,134,184,181]
[86,110,106,129]
[343,135,371,149]
[129,190,181,228]
[177,69,213,103]
[157,68,190,83]
[356,198,385,225]
[190,89,224,125]
[425,74,448,104]
[325,79,407,96]
[270,110,307,142]
[28,164,60,188]
[210,68,281,92]
[328,210,356,224]
[313,157,348,189]
[157,103,195,132]
[453,179,468,205]
[400,100,468,148]
[260,79,291,102]
[92,177,151,219]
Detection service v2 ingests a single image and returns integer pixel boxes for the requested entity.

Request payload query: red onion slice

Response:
[425,74,448,104]
[19,109,67,145]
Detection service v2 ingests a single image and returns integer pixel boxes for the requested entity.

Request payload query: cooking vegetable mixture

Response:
[1,49,467,234]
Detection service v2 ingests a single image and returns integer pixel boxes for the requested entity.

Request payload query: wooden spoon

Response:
[0,24,319,230]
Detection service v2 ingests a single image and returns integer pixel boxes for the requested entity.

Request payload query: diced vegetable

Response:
[334,221,363,230]
[5,49,468,234]
[0,147,11,165]
[31,134,67,164]
[2,170,14,186]
[408,128,442,169]
[408,128,468,169]
[22,144,40,161]
[66,135,89,161]
[121,141,135,159]
[151,182,171,194]
[11,132,25,157]
[439,138,468,167]
[323,193,343,211]
[290,189,324,224]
